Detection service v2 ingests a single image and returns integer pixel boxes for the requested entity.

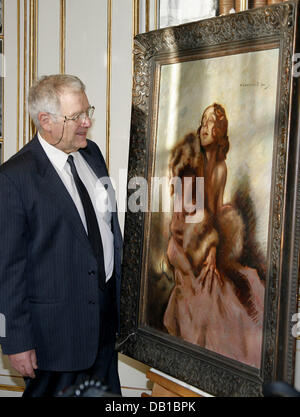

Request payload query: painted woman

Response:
[164,103,265,368]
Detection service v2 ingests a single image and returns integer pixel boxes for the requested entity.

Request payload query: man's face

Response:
[50,90,92,153]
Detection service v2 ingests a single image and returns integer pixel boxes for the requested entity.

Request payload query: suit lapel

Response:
[44,162,92,251]
[29,136,92,252]
[79,145,108,179]
[28,136,118,252]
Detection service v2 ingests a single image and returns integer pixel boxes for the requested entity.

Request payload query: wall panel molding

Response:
[0,0,5,162]
[106,0,112,171]
[138,0,158,34]
[28,0,38,139]
[0,384,24,393]
[133,0,140,37]
[22,0,27,146]
[17,0,20,151]
[60,0,65,74]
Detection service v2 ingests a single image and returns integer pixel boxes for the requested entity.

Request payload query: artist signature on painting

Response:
[240,81,269,90]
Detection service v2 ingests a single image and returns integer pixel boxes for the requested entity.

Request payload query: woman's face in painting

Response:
[199,106,216,147]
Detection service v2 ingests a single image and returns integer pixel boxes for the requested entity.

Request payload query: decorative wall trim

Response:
[23,0,27,146]
[132,0,140,76]
[28,0,38,140]
[29,0,38,84]
[155,0,158,30]
[106,0,112,171]
[133,0,140,37]
[145,0,150,32]
[0,373,23,379]
[60,0,66,74]
[0,0,4,160]
[17,0,20,151]
[0,384,24,393]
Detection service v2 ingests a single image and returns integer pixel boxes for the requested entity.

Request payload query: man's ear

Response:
[38,112,52,132]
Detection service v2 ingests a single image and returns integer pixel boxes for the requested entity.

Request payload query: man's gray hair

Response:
[28,74,86,130]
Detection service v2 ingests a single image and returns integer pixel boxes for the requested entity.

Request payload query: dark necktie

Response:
[67,155,106,290]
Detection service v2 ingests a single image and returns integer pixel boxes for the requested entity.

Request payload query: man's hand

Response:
[8,349,38,378]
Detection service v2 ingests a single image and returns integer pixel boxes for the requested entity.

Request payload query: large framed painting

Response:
[118,1,300,396]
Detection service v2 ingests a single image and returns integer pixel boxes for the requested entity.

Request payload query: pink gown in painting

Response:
[163,203,265,368]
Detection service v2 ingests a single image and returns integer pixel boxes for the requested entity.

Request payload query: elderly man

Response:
[0,74,123,397]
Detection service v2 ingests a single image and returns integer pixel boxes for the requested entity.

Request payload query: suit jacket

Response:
[0,135,123,371]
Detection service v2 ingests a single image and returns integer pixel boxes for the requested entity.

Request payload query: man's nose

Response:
[81,115,92,127]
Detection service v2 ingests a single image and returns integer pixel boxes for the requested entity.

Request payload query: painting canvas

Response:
[119,2,300,396]
[142,48,278,369]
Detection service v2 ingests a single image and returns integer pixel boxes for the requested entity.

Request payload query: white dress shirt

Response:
[38,132,114,282]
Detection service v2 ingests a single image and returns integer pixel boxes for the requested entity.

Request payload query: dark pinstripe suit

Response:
[0,136,122,378]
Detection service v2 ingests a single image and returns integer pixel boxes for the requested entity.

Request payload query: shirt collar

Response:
[38,132,75,172]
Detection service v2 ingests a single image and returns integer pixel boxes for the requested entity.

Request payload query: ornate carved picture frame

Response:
[119,1,300,396]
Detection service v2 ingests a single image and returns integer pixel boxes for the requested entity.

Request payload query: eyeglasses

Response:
[64,106,95,123]
[50,106,95,124]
